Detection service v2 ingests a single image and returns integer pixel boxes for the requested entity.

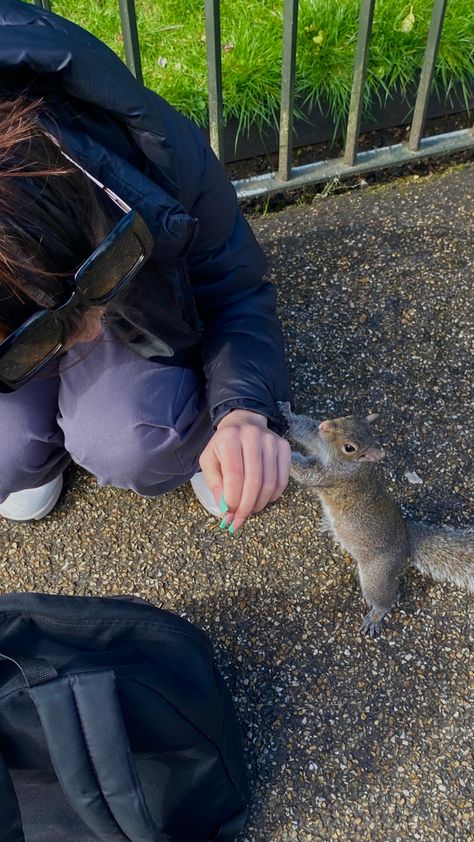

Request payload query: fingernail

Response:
[228,523,235,534]
[220,495,228,514]
[219,518,227,529]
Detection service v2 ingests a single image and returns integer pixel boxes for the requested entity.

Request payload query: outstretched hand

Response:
[199,409,291,531]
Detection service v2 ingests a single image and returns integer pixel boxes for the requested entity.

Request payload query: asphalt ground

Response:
[1,162,473,841]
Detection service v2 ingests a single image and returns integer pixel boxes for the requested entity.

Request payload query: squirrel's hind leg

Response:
[357,556,402,638]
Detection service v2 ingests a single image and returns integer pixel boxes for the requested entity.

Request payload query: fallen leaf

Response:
[399,6,415,33]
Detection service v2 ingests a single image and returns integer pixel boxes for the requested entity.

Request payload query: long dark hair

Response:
[0,95,112,342]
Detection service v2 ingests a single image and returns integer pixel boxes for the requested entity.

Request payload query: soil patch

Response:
[226,111,474,215]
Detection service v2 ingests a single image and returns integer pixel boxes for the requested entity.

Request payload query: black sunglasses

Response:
[0,147,154,394]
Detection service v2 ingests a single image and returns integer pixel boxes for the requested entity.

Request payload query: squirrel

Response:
[277,402,474,637]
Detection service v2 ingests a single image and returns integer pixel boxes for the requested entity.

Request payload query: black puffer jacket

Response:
[0,0,291,431]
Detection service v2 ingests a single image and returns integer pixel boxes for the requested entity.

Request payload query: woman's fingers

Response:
[243,434,291,513]
[199,426,244,511]
[199,411,292,530]
[228,424,264,531]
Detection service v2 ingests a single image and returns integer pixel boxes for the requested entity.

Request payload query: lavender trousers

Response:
[0,331,213,503]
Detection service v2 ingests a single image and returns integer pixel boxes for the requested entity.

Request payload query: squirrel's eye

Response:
[343,443,357,454]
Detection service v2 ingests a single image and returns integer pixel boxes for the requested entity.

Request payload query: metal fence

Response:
[34,0,474,199]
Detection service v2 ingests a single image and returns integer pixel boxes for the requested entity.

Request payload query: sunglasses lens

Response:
[0,319,61,384]
[0,210,152,391]
[78,223,144,301]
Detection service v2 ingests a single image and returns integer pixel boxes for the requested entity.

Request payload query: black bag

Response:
[0,593,249,842]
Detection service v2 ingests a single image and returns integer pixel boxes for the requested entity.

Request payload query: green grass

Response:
[51,0,473,134]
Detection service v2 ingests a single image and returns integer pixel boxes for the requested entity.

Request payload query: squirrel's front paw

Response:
[291,451,310,466]
[277,401,293,422]
[289,451,318,484]
[277,403,322,450]
[359,608,385,639]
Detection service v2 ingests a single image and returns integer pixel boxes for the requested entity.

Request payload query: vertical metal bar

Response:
[343,0,376,166]
[204,0,225,161]
[408,0,448,151]
[278,0,299,183]
[118,0,143,85]
[34,0,52,10]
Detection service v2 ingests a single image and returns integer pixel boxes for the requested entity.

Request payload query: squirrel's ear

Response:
[319,419,336,433]
[365,413,379,425]
[360,447,385,463]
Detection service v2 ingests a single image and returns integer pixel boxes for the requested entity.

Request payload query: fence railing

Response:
[34,0,474,199]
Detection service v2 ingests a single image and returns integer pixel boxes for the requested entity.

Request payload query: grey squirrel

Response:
[278,402,474,637]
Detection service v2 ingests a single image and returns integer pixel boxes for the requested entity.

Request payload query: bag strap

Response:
[30,670,166,842]
[0,651,182,842]
[0,651,214,842]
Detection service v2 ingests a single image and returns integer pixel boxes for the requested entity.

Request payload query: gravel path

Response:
[1,163,473,841]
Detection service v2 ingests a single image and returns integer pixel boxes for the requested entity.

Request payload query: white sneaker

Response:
[190,472,222,517]
[0,475,63,522]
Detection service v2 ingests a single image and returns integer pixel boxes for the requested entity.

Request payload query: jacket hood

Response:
[0,0,200,250]
[0,0,161,133]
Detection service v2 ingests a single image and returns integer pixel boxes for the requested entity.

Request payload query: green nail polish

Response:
[219,518,227,529]
[220,495,228,514]
[228,523,235,534]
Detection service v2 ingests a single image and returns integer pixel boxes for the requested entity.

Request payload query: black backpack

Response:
[0,593,249,842]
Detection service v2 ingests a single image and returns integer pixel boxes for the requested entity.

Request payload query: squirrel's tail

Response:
[407,523,474,592]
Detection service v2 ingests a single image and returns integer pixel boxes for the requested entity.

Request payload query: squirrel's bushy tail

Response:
[408,524,474,592]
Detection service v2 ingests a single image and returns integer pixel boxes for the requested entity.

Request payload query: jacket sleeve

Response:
[186,129,291,434]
